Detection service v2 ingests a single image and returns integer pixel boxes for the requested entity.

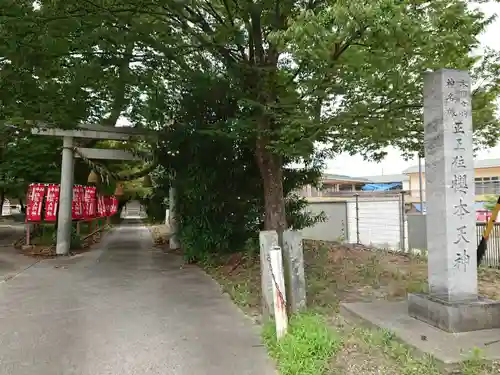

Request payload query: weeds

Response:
[262,312,343,375]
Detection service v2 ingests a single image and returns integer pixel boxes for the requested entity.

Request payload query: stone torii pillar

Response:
[56,136,75,255]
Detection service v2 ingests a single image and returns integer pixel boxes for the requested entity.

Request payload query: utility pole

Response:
[418,153,424,214]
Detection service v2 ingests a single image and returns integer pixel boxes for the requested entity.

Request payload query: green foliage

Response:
[0,124,62,198]
[286,194,326,231]
[483,195,499,212]
[2,0,500,256]
[149,72,323,262]
[262,312,343,375]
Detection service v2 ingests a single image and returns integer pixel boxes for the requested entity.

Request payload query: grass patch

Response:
[346,325,441,375]
[331,322,500,375]
[262,312,343,375]
[204,253,261,315]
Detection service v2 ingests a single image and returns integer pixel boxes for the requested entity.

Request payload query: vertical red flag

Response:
[44,184,60,222]
[25,184,33,223]
[26,183,46,222]
[83,186,97,219]
[101,195,107,217]
[97,195,106,217]
[104,196,111,216]
[72,185,85,220]
[110,196,119,216]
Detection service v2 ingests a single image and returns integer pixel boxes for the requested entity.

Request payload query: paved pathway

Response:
[0,222,24,246]
[0,220,275,375]
[0,224,38,281]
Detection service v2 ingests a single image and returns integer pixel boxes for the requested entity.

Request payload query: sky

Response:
[326,1,500,177]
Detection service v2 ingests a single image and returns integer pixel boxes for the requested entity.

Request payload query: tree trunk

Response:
[255,135,287,233]
[0,188,5,216]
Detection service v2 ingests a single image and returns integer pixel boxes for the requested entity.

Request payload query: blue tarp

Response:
[414,203,426,213]
[361,182,402,191]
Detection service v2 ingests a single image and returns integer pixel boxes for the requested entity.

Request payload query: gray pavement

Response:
[0,220,275,375]
[0,224,38,282]
[0,222,24,246]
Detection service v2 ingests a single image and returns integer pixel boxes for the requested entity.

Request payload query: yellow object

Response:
[483,197,500,240]
[114,183,124,196]
[87,170,99,184]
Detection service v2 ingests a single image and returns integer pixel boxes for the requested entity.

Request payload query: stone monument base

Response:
[408,293,500,333]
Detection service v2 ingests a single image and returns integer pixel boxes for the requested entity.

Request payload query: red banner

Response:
[108,195,118,216]
[26,183,46,222]
[104,196,112,217]
[110,196,119,216]
[72,185,85,220]
[96,194,106,217]
[83,186,97,219]
[44,184,60,222]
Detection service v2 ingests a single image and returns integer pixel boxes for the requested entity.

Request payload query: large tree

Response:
[3,0,500,235]
[121,0,500,233]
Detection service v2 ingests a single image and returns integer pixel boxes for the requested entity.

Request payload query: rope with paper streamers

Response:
[73,146,158,184]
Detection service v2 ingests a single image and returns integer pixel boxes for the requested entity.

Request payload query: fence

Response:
[302,191,406,251]
[476,223,500,268]
[302,192,500,267]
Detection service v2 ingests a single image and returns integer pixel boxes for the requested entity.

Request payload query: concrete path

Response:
[0,223,24,246]
[0,224,38,281]
[0,220,275,375]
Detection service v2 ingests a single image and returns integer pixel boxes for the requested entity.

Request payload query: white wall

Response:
[402,179,410,191]
[301,201,348,241]
[347,198,403,250]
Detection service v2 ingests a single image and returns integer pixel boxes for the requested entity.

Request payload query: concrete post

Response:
[418,155,424,212]
[282,230,307,313]
[56,136,74,255]
[269,245,288,339]
[355,194,360,244]
[259,230,279,318]
[399,192,406,252]
[169,186,180,250]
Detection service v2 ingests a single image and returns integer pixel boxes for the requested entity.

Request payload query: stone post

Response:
[282,230,307,313]
[56,136,74,255]
[408,69,500,332]
[260,230,307,317]
[269,245,288,339]
[259,230,278,318]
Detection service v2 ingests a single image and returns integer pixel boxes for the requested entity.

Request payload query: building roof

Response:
[321,173,408,184]
[403,158,500,174]
[322,173,370,183]
[357,174,409,183]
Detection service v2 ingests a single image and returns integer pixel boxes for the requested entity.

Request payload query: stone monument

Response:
[408,69,500,332]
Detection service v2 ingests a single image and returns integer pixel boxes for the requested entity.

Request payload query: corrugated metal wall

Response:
[303,195,406,251]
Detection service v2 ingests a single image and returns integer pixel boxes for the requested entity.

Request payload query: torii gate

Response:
[32,124,179,255]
